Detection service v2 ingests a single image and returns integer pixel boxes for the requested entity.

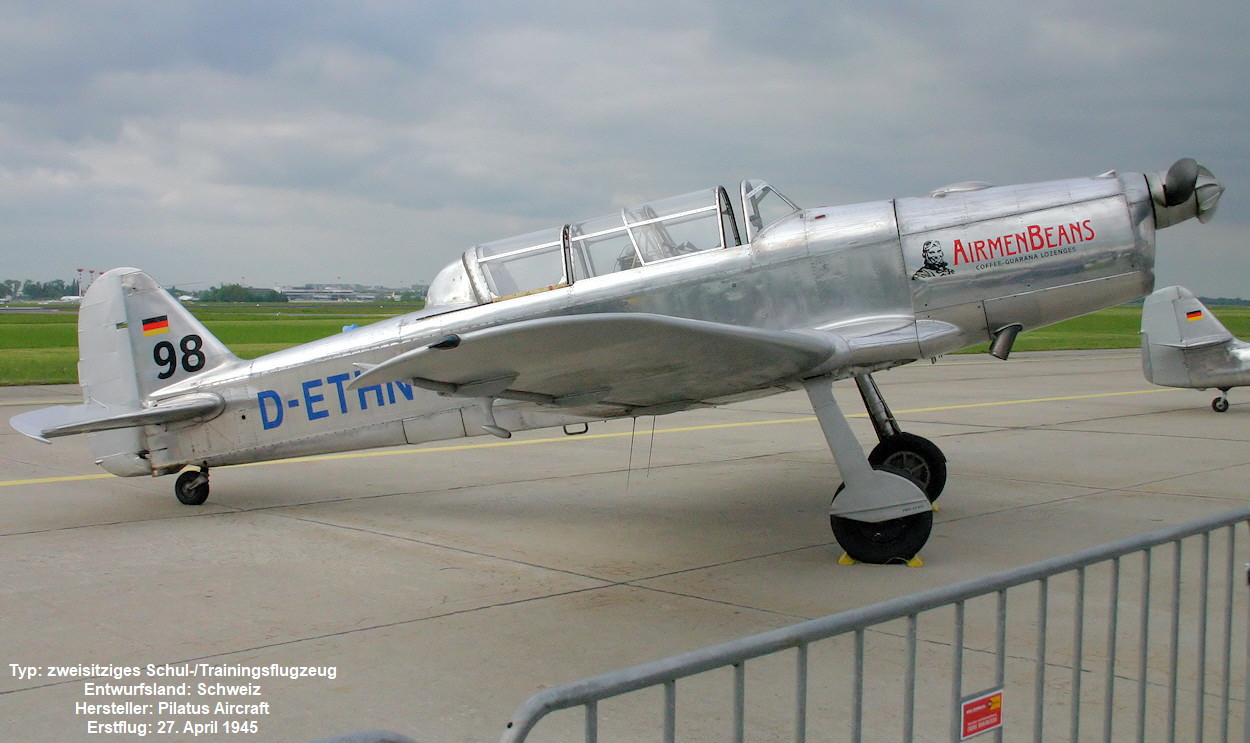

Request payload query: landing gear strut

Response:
[854,375,948,502]
[175,466,210,505]
[1213,389,1231,413]
[803,375,935,564]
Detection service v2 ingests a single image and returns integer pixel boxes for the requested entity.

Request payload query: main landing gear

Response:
[175,466,210,505]
[1212,389,1231,413]
[856,375,947,502]
[803,374,948,564]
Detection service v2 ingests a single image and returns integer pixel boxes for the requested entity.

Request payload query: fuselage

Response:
[139,171,1158,475]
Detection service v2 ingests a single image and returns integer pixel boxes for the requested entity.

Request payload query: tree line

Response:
[1,279,288,303]
[196,284,288,303]
[0,278,79,300]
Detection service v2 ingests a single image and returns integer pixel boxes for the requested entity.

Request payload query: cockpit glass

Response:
[567,188,729,281]
[474,228,566,299]
[429,185,754,306]
[741,179,800,241]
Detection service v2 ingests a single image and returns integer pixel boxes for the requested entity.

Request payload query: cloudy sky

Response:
[2,1,1248,296]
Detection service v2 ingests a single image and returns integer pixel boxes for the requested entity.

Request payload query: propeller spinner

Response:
[1149,157,1224,228]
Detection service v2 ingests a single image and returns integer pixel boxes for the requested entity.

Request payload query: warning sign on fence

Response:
[960,688,1003,740]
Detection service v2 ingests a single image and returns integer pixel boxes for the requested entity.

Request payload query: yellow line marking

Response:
[0,387,1181,488]
[0,473,116,487]
[891,387,1178,415]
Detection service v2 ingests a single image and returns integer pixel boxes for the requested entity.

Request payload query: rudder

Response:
[94,268,238,399]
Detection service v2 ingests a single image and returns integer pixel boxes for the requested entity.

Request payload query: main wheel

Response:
[868,432,947,502]
[830,468,934,564]
[1213,396,1230,413]
[175,470,209,505]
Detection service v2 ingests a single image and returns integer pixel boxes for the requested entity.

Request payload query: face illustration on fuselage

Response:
[911,240,955,280]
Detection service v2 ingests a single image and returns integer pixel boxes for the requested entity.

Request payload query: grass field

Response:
[4,301,1250,386]
[0,303,422,386]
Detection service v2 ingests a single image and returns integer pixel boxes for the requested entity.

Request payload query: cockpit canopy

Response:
[427,180,799,307]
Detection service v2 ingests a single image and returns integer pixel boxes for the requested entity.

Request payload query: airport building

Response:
[278,284,428,302]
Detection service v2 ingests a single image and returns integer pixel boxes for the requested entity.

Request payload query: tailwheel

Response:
[175,468,209,505]
[868,432,947,502]
[831,467,933,564]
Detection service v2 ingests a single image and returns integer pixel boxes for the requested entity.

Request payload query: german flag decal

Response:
[1186,309,1204,322]
[142,315,170,336]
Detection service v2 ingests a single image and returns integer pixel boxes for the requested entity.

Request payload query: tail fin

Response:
[10,268,236,476]
[88,268,238,399]
[1140,286,1232,387]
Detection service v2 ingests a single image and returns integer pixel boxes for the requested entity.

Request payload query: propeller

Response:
[1163,157,1199,207]
[1150,157,1224,228]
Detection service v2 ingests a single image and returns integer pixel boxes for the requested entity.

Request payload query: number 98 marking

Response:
[154,334,206,379]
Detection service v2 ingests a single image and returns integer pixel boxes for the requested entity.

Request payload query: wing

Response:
[350,313,842,416]
[834,317,966,365]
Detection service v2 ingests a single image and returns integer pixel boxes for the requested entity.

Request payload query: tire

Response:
[175,470,209,505]
[1213,396,1230,413]
[868,432,947,502]
[829,468,934,564]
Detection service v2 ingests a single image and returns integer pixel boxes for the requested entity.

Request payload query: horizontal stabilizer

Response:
[11,393,225,443]
[350,313,842,414]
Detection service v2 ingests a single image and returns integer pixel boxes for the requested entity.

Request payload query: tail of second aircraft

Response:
[1141,285,1249,392]
[11,268,237,476]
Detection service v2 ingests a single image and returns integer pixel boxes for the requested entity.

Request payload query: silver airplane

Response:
[1142,285,1250,412]
[11,158,1224,563]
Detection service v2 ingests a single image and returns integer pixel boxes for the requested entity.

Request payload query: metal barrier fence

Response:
[500,508,1250,742]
